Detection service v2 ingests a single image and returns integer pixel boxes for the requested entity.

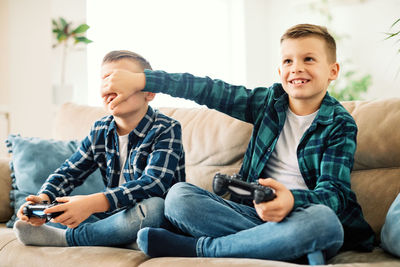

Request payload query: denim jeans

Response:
[165,182,344,261]
[381,193,400,257]
[66,197,167,246]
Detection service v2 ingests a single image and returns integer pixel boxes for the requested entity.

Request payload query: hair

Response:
[102,50,152,70]
[280,24,336,63]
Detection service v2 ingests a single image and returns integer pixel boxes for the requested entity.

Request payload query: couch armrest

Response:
[0,157,13,222]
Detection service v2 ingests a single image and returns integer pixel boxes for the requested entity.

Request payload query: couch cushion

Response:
[350,168,400,241]
[342,99,400,171]
[53,103,108,141]
[0,223,148,267]
[5,135,105,227]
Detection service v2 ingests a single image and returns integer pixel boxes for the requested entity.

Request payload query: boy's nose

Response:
[291,62,304,73]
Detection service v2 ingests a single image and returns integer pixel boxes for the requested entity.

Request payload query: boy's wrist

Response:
[88,193,110,213]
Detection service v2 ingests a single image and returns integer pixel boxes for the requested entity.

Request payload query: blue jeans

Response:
[66,197,167,246]
[381,193,400,257]
[165,182,344,261]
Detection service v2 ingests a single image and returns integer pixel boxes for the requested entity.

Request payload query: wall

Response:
[0,0,10,106]
[7,0,54,138]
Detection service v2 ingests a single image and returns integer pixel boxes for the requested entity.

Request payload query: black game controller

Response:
[213,173,276,204]
[23,201,63,222]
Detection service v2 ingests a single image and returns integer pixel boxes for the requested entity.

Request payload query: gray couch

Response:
[1,100,400,267]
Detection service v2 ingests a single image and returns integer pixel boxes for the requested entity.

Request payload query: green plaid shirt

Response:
[144,70,375,251]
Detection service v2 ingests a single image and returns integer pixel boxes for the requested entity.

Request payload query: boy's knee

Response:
[140,197,164,214]
[307,205,343,238]
[165,182,195,206]
[165,182,198,219]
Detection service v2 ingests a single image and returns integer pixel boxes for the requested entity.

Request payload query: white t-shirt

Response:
[118,134,130,186]
[261,108,318,190]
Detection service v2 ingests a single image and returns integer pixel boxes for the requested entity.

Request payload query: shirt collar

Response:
[107,106,155,138]
[272,83,335,126]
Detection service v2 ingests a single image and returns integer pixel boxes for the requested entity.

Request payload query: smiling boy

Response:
[101,25,374,264]
[13,50,185,248]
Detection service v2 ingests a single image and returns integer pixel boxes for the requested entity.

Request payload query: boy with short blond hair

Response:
[14,50,185,247]
[101,24,374,264]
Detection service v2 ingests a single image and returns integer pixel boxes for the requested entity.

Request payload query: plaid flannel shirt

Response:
[39,106,185,213]
[143,70,375,251]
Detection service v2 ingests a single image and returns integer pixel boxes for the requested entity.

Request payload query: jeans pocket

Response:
[137,204,146,219]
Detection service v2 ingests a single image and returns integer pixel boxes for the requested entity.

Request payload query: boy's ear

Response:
[145,92,156,102]
[278,67,281,76]
[329,62,340,81]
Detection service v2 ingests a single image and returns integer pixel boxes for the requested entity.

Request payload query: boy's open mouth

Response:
[289,79,310,85]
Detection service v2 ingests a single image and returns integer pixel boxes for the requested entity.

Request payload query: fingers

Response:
[258,178,283,191]
[254,201,287,222]
[26,195,45,203]
[55,197,70,203]
[101,70,113,80]
[109,94,125,110]
[100,71,115,98]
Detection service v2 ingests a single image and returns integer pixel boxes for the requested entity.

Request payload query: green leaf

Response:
[72,24,90,34]
[74,36,93,44]
[57,32,68,42]
[52,19,59,28]
[59,17,68,29]
[384,30,400,40]
[390,18,400,28]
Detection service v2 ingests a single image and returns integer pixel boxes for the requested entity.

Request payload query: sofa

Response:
[0,100,400,267]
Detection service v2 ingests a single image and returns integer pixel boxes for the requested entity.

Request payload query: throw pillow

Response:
[5,135,105,228]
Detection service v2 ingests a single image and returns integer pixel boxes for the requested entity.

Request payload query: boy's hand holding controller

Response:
[45,193,110,229]
[254,178,294,222]
[17,194,51,226]
[101,69,146,110]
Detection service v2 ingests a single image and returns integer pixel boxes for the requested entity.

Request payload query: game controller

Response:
[22,201,63,222]
[213,173,276,204]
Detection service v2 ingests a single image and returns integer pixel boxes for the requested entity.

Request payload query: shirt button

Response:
[267,148,271,152]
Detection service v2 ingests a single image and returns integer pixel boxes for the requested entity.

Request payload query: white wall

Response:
[7,0,54,138]
[0,0,10,106]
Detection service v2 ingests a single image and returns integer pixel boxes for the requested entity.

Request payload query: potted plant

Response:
[52,17,93,104]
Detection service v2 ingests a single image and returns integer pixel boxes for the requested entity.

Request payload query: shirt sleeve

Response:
[103,121,184,212]
[38,134,98,202]
[144,69,271,124]
[290,119,357,214]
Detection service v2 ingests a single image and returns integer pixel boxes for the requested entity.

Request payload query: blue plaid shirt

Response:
[143,70,375,251]
[39,106,185,213]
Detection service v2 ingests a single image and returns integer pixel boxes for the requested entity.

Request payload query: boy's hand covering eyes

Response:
[101,70,146,110]
[253,178,294,222]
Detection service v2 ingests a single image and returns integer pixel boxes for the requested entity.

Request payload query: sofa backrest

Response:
[54,100,400,240]
[341,99,400,240]
[53,103,252,192]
